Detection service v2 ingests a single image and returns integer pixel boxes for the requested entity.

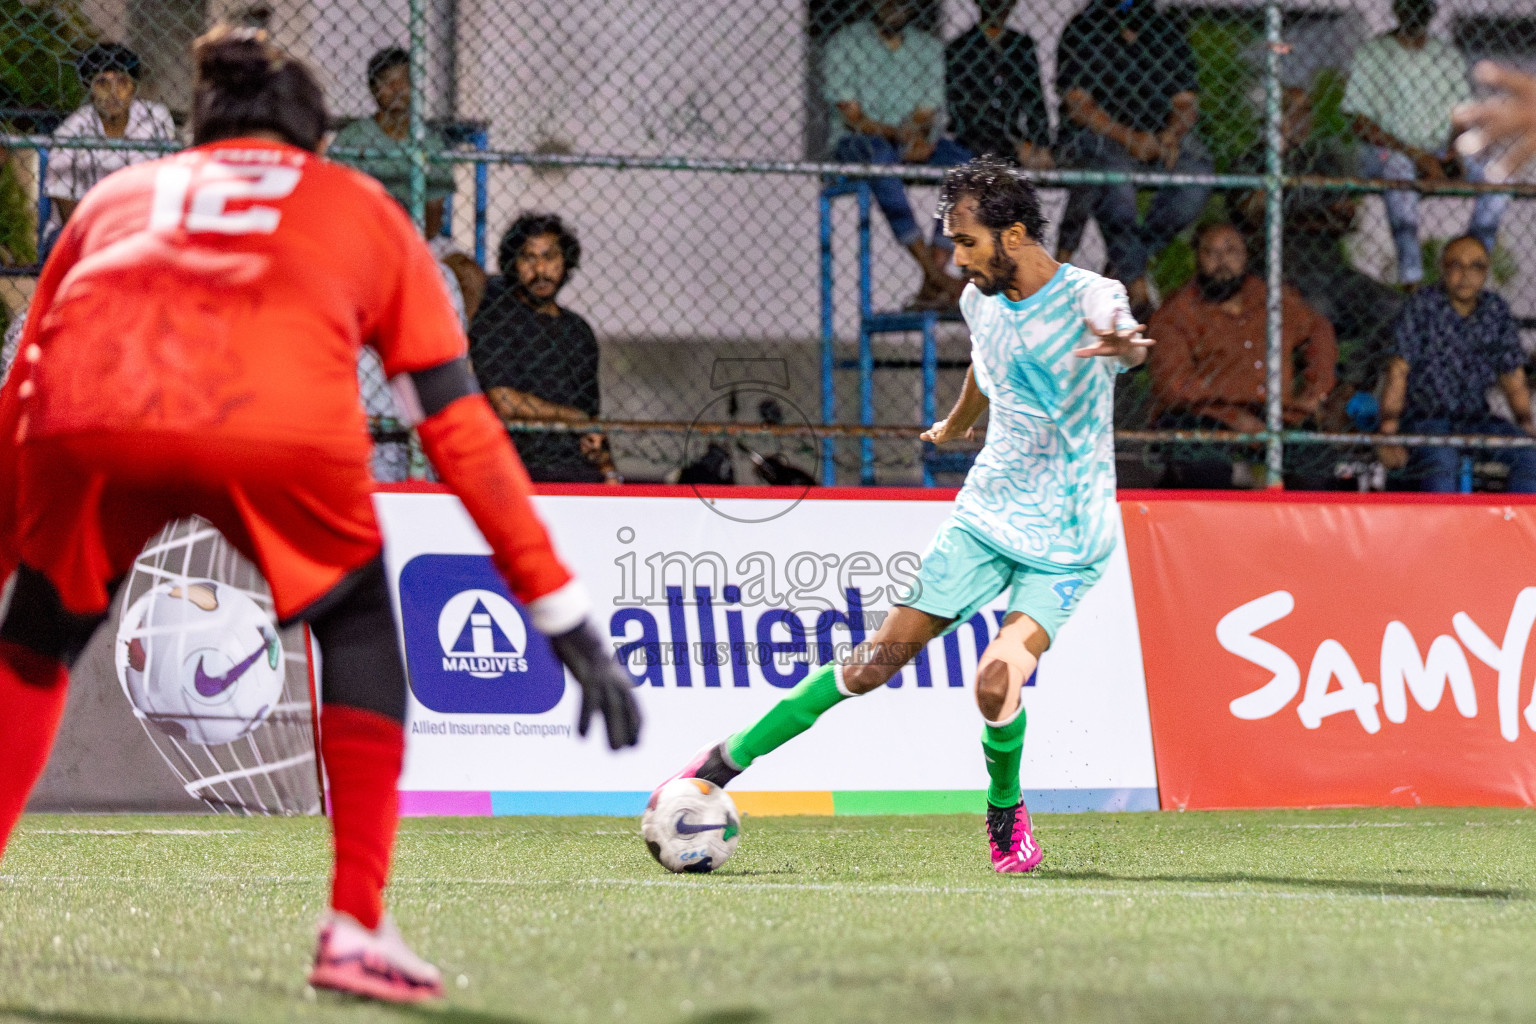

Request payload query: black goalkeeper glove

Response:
[548,619,642,749]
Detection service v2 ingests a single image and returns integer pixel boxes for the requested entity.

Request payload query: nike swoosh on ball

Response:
[193,630,270,697]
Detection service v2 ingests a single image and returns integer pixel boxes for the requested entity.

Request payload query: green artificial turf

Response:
[2,808,1535,1023]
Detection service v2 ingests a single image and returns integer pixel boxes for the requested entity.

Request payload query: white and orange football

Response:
[641,777,742,874]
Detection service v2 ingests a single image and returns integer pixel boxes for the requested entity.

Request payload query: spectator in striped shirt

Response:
[45,44,175,231]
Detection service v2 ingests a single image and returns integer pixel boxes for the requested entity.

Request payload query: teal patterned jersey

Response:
[951,264,1136,569]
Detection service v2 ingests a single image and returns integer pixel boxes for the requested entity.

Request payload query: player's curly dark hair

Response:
[498,213,582,278]
[937,155,1046,243]
[191,26,326,152]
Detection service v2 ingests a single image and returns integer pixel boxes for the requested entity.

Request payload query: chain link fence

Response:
[5,0,1536,491]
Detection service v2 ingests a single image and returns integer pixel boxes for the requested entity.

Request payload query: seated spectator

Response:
[1148,222,1337,488]
[469,214,617,484]
[1343,0,1507,286]
[46,43,175,229]
[1056,0,1211,316]
[331,48,485,330]
[1377,236,1536,492]
[330,47,456,239]
[945,0,1051,170]
[823,0,970,309]
[1234,87,1402,419]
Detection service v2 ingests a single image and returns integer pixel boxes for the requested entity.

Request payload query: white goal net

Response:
[113,517,321,816]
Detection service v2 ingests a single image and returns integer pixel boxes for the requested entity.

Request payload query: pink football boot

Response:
[986,800,1043,873]
[308,911,444,1004]
[647,741,741,810]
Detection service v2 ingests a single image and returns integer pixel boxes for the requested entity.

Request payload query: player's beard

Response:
[968,247,1018,297]
[1196,270,1246,304]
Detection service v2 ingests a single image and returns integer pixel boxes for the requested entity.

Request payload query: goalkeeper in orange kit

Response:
[0,26,639,1004]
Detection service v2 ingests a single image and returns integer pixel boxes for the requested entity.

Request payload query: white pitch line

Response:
[0,874,319,884]
[1267,823,1413,829]
[1,872,1501,906]
[380,875,1520,906]
[23,829,246,836]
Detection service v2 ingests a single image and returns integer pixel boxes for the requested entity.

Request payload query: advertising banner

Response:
[1122,495,1536,810]
[377,487,1158,816]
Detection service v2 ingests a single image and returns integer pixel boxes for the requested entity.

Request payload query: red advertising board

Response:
[1121,493,1536,809]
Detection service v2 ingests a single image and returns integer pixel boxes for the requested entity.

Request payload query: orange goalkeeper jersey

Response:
[23,137,464,454]
[2,137,581,624]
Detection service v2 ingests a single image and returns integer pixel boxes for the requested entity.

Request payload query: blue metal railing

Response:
[819,178,950,487]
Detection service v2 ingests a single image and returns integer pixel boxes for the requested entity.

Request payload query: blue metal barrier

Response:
[35,149,50,257]
[819,179,947,486]
[437,122,490,265]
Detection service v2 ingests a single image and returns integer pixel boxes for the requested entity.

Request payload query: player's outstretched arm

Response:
[921,366,988,445]
[403,366,642,749]
[1454,62,1536,182]
[1073,321,1154,368]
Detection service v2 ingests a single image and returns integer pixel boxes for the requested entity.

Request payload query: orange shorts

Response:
[14,431,382,622]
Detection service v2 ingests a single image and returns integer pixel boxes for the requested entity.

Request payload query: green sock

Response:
[981,708,1027,809]
[725,663,849,768]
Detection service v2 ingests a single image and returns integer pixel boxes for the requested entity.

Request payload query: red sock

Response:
[320,704,404,931]
[0,640,69,861]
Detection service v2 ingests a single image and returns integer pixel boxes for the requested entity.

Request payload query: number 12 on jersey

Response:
[150,161,302,236]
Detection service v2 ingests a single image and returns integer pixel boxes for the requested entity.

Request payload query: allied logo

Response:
[398,554,566,715]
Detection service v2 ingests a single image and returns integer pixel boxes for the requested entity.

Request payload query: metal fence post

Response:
[820,189,836,486]
[472,126,489,267]
[407,0,428,234]
[857,184,875,485]
[406,0,430,481]
[1263,0,1286,488]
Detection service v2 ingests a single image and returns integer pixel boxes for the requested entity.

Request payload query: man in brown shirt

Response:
[1148,221,1338,487]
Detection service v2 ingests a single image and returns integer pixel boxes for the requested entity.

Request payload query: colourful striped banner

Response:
[397,788,1158,817]
[398,790,493,816]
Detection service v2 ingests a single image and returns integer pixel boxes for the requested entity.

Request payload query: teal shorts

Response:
[902,519,1106,642]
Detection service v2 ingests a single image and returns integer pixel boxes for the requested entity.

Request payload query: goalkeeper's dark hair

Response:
[937,156,1046,244]
[191,25,327,152]
[498,212,582,276]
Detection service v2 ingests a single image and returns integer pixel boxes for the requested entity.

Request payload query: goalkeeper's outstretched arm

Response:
[396,360,642,749]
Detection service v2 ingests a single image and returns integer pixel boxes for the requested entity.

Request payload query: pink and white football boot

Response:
[986,799,1043,873]
[647,741,741,811]
[307,910,444,1003]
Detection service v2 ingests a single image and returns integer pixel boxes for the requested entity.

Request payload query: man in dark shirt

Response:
[945,0,1052,170]
[1056,0,1211,313]
[468,213,616,483]
[1378,235,1536,492]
